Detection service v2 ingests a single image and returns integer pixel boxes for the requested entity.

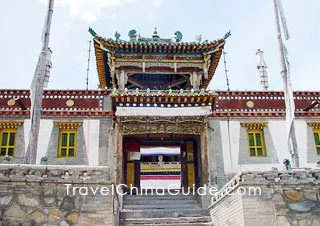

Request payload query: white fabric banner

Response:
[116,106,212,116]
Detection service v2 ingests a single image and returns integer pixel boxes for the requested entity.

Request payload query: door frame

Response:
[122,135,204,190]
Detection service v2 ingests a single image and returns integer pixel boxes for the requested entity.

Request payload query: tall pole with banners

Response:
[273,0,299,168]
[25,0,54,164]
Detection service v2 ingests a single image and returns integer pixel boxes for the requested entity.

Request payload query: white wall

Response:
[24,119,54,164]
[268,120,290,163]
[220,120,240,175]
[23,119,31,155]
[83,119,100,166]
[220,119,317,175]
[36,120,53,164]
[295,120,316,168]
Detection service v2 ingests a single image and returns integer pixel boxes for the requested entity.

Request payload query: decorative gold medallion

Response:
[66,99,74,107]
[246,100,254,108]
[7,99,16,106]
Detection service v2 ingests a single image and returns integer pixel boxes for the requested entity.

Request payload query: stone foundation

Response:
[0,165,119,226]
[209,169,320,226]
[1,165,320,226]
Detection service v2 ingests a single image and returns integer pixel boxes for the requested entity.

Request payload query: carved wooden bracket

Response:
[307,122,320,129]
[53,122,83,129]
[240,122,268,129]
[0,121,23,128]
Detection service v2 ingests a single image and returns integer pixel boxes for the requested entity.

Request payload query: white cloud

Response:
[38,0,123,23]
[80,10,98,23]
[153,0,163,7]
[37,0,169,23]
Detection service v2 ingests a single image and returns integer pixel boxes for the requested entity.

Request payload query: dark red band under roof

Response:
[1,89,319,117]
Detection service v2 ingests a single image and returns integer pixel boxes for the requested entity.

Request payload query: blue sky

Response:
[0,0,319,91]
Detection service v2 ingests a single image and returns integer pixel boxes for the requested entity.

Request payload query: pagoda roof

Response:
[89,28,230,89]
[91,35,226,53]
[89,28,230,52]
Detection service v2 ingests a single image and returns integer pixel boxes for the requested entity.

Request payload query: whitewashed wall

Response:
[36,120,54,164]
[219,119,318,176]
[23,119,54,164]
[23,119,100,166]
[23,119,31,155]
[83,119,100,166]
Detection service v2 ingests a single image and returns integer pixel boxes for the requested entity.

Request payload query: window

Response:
[246,129,266,157]
[313,129,320,155]
[0,129,16,157]
[58,129,77,158]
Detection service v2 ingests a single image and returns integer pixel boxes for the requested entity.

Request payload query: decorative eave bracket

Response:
[307,122,320,129]
[54,122,83,129]
[0,121,23,129]
[241,122,268,129]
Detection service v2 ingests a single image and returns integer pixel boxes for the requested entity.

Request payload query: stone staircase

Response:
[119,193,212,226]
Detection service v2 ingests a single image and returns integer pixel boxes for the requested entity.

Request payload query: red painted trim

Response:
[0,90,319,118]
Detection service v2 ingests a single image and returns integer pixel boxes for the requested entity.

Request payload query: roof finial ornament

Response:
[223,30,231,40]
[174,31,182,43]
[88,27,97,36]
[114,31,121,41]
[128,29,137,42]
[195,34,202,43]
[152,26,160,39]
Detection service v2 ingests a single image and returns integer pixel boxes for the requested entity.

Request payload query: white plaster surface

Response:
[83,119,100,166]
[36,120,53,164]
[23,119,31,155]
[220,119,316,175]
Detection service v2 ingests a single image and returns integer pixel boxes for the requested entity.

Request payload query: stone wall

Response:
[0,164,119,226]
[207,119,226,188]
[209,169,320,226]
[210,193,245,225]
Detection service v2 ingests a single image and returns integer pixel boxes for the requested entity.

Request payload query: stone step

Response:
[120,194,210,226]
[81,221,114,226]
[123,216,211,224]
[80,197,113,207]
[123,194,198,201]
[81,203,112,212]
[86,213,113,222]
[124,198,199,205]
[123,204,201,210]
[120,209,209,219]
[121,222,212,226]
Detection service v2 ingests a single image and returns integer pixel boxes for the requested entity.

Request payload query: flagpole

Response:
[272,0,299,168]
[25,0,54,164]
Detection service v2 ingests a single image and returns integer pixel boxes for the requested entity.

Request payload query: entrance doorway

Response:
[123,135,200,190]
[140,145,181,189]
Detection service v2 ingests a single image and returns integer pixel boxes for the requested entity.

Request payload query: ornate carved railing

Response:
[208,172,242,210]
[208,169,320,210]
